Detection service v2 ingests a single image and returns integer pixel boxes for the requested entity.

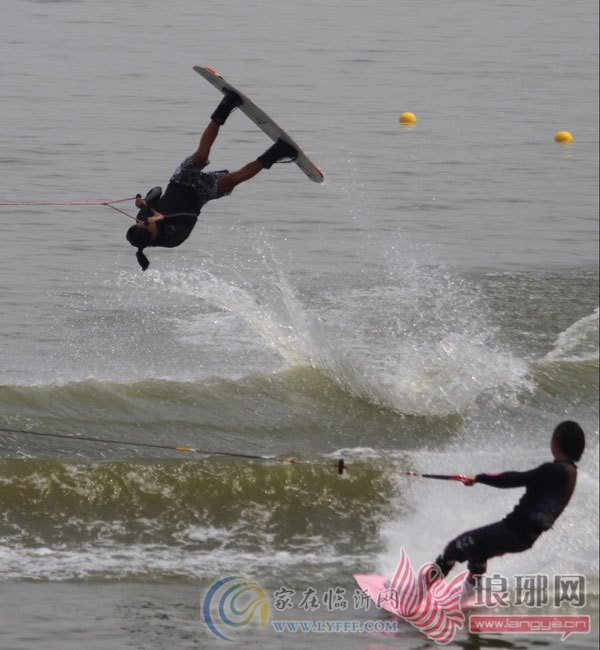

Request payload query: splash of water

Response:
[544,308,599,363]
[150,251,530,417]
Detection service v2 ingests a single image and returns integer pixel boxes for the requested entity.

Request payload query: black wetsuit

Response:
[437,460,577,575]
[149,183,200,248]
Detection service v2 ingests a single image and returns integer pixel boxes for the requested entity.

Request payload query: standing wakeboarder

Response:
[126,90,297,271]
[433,420,585,590]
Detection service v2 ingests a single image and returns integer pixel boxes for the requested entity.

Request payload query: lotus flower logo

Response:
[202,575,270,642]
[385,548,468,644]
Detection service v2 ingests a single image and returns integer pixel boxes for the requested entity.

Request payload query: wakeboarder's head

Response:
[551,421,585,463]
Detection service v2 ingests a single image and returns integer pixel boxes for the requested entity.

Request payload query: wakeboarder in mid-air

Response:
[126,89,298,271]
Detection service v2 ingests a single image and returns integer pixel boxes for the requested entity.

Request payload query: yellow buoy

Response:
[399,112,417,124]
[554,130,573,144]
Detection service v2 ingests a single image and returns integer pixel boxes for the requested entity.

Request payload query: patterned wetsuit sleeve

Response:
[475,464,551,489]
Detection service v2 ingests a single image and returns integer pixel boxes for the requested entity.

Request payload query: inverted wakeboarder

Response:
[126,90,297,271]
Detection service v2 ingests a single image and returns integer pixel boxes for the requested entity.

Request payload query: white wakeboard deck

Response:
[193,66,324,184]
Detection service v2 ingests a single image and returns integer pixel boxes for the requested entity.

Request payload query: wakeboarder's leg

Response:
[192,91,243,166]
[216,138,299,194]
[192,120,220,166]
[217,160,264,194]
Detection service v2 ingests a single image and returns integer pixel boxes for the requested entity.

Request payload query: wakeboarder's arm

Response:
[146,210,164,223]
[135,196,164,221]
[141,211,163,239]
[475,465,549,489]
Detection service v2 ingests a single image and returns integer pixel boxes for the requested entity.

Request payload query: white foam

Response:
[151,255,532,417]
[0,539,366,583]
[544,308,599,363]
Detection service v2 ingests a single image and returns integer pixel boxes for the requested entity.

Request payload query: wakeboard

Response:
[193,66,324,184]
[353,574,496,612]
